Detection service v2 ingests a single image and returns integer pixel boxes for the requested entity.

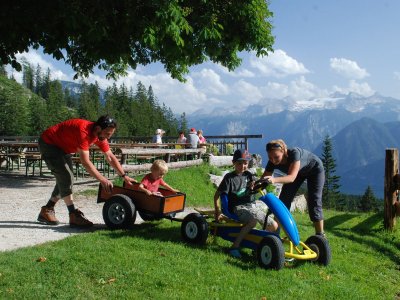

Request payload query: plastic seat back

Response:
[220,193,240,222]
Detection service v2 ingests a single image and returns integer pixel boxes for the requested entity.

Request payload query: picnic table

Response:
[0,141,42,175]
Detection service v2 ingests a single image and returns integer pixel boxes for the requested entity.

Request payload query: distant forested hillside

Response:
[0,63,186,137]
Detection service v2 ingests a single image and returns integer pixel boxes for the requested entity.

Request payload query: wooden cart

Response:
[97,182,186,229]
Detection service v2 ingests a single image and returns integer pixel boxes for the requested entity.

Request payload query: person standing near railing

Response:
[152,129,165,144]
[37,115,136,228]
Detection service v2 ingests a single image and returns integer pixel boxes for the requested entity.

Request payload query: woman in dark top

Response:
[262,139,326,237]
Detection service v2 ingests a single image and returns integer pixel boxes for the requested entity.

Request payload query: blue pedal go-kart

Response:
[181,179,331,270]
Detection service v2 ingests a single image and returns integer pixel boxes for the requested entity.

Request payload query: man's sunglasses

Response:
[99,117,116,129]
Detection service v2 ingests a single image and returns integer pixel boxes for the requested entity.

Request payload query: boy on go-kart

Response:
[213,149,278,258]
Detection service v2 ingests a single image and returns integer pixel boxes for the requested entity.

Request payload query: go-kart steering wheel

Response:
[248,178,271,194]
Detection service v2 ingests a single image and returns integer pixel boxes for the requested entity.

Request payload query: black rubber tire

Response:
[181,213,209,245]
[138,211,159,221]
[102,194,136,229]
[256,235,285,270]
[305,235,332,266]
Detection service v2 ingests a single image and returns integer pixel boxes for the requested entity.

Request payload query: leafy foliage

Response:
[0,1,274,81]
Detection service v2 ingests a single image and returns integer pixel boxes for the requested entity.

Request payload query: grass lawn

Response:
[1,165,399,299]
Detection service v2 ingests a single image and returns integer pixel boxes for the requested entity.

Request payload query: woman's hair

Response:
[94,115,117,130]
[266,139,287,155]
[151,159,168,173]
[197,129,203,135]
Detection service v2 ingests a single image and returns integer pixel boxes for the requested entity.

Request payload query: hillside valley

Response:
[189,93,400,197]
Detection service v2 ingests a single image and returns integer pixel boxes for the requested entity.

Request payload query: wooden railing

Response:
[0,134,263,177]
[109,134,262,155]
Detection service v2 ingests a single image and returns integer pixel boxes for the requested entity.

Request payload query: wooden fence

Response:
[1,134,262,177]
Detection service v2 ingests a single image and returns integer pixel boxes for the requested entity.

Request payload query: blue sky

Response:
[6,0,400,114]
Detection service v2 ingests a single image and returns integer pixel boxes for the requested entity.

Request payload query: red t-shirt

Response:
[141,174,166,193]
[41,119,110,154]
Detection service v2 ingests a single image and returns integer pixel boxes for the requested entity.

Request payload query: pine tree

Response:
[179,112,188,132]
[359,185,376,212]
[321,135,342,209]
[22,60,34,92]
[34,64,42,95]
[0,75,29,135]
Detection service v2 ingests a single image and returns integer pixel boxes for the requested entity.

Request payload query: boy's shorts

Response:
[233,201,275,227]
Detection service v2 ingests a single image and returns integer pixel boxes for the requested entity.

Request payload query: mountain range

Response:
[188,92,400,197]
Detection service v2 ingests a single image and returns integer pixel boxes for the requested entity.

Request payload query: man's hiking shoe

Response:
[37,206,59,225]
[69,209,93,228]
[228,248,242,258]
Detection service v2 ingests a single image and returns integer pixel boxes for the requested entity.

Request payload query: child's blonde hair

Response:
[150,159,168,173]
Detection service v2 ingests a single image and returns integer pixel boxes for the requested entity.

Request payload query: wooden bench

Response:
[24,152,43,176]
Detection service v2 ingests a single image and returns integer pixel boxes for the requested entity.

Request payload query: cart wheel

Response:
[256,235,285,270]
[102,194,136,229]
[138,211,160,222]
[181,213,209,245]
[305,235,332,266]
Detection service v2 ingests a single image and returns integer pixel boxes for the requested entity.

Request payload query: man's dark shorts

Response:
[38,138,74,198]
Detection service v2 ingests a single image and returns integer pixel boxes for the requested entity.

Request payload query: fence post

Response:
[384,148,398,230]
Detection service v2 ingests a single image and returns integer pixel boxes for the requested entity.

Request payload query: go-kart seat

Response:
[220,193,240,222]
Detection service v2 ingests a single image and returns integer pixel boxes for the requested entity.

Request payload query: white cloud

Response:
[16,52,70,81]
[249,49,309,78]
[6,51,70,83]
[216,64,255,78]
[77,69,221,114]
[332,80,375,97]
[330,58,369,80]
[233,80,263,105]
[260,76,327,100]
[127,72,222,114]
[192,68,229,95]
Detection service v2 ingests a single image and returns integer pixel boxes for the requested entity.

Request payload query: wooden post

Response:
[384,148,398,230]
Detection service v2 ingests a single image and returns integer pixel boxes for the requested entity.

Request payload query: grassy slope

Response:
[1,165,399,299]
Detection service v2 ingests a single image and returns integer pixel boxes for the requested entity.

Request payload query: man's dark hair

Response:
[94,115,117,129]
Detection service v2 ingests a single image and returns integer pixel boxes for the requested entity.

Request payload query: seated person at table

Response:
[213,149,278,258]
[138,160,179,196]
[175,131,187,149]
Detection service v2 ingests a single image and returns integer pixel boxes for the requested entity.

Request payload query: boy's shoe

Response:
[316,232,327,238]
[69,209,93,228]
[37,206,59,225]
[228,248,242,258]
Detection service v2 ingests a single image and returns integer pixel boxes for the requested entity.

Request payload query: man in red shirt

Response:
[37,115,136,227]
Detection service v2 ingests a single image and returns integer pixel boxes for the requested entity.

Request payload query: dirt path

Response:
[0,170,209,252]
[0,174,109,252]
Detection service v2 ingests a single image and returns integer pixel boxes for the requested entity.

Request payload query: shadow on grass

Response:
[101,221,304,271]
[325,213,400,266]
[351,213,383,233]
[324,213,358,229]
[0,220,106,233]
